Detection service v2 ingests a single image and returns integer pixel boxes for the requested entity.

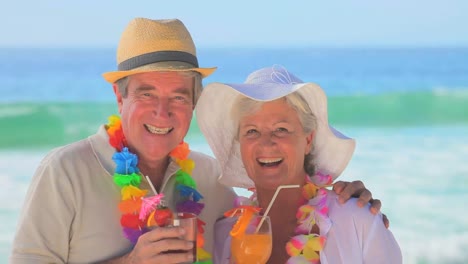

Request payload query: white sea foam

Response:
[0,106,37,118]
[0,150,46,261]
[1,127,467,263]
[341,126,468,263]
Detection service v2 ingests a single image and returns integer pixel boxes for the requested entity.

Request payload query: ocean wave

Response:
[1,91,467,148]
[328,90,468,126]
[432,86,468,97]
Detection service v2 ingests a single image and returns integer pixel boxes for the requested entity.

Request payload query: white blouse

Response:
[213,191,402,264]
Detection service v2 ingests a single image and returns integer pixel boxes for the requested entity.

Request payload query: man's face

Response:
[113,71,194,164]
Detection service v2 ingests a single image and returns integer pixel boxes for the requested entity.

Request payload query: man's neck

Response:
[138,156,171,192]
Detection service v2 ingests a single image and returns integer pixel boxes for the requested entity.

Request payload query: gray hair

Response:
[231,93,317,176]
[115,71,203,105]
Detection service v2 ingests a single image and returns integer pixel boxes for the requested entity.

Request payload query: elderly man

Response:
[10,18,383,263]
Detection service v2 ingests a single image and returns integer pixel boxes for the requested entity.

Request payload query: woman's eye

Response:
[243,129,259,138]
[273,127,290,137]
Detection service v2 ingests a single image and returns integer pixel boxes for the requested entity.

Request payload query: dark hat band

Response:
[118,51,199,71]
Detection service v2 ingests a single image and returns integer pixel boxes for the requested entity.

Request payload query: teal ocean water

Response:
[1,91,467,149]
[1,47,467,263]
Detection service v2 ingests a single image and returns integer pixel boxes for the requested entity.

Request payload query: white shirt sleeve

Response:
[323,192,402,264]
[362,211,402,264]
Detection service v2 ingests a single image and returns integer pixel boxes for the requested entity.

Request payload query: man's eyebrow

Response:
[134,86,155,92]
[133,86,191,96]
[173,87,191,95]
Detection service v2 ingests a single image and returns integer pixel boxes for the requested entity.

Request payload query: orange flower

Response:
[118,199,142,214]
[169,142,190,160]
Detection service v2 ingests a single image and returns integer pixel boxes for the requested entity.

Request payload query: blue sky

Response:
[2,0,468,48]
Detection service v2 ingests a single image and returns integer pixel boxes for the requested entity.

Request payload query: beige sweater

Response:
[10,125,236,263]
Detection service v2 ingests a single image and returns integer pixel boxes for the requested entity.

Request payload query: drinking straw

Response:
[255,184,300,233]
[146,175,158,195]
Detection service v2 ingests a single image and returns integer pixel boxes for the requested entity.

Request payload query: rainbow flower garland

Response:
[106,115,212,263]
[225,174,332,264]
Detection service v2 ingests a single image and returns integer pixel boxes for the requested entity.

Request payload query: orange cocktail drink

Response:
[231,233,272,264]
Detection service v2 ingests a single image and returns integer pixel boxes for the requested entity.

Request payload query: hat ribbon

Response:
[118,51,199,71]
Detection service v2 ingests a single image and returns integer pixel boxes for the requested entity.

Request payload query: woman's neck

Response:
[255,176,307,211]
[256,187,302,213]
[255,181,307,264]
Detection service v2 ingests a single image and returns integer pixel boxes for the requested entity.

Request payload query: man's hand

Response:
[104,226,194,264]
[333,180,390,228]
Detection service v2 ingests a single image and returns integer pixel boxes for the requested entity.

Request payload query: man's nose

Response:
[154,99,171,118]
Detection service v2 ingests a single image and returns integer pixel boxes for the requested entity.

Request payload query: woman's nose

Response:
[259,132,276,146]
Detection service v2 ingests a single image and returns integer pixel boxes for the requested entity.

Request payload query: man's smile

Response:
[144,124,174,135]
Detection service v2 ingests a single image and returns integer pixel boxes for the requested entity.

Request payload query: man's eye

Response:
[172,95,191,104]
[143,93,151,97]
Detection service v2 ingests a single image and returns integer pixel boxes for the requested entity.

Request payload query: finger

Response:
[338,180,365,204]
[332,181,347,195]
[382,213,390,229]
[356,189,373,208]
[153,251,195,264]
[151,238,194,254]
[145,226,186,242]
[369,198,382,215]
[128,226,193,264]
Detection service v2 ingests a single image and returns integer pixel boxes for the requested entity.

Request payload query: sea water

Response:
[0,47,467,263]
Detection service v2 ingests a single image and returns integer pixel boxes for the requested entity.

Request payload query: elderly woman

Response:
[196,66,402,264]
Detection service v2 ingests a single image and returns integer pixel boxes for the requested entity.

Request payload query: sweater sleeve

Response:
[10,150,75,263]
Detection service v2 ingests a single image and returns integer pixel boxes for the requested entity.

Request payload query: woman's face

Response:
[238,99,314,190]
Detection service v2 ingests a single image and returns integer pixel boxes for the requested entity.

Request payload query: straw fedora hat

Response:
[102,18,216,83]
[196,66,356,189]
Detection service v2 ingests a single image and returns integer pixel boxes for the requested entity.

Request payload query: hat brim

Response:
[102,65,216,83]
[196,82,356,189]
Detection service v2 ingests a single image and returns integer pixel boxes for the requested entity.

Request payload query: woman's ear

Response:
[305,131,315,155]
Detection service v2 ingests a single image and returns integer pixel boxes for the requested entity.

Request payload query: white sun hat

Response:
[196,65,356,189]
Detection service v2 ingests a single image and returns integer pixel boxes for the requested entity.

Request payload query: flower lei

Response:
[225,174,332,264]
[106,115,212,263]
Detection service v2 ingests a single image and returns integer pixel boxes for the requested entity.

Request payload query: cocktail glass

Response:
[230,215,272,264]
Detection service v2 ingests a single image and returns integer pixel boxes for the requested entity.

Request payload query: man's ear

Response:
[113,83,123,114]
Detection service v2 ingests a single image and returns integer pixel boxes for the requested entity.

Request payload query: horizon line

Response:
[1,44,468,50]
